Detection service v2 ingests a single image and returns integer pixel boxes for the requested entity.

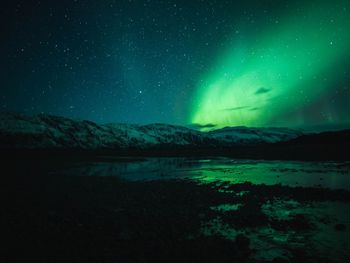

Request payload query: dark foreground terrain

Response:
[2,156,350,263]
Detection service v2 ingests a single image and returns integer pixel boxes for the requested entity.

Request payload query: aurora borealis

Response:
[191,0,350,129]
[1,0,350,130]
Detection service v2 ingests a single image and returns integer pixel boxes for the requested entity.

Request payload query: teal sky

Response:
[191,0,350,130]
[1,0,350,129]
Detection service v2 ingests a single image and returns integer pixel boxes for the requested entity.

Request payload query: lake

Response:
[54,157,350,190]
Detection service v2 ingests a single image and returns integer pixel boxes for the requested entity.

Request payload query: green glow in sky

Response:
[191,1,350,129]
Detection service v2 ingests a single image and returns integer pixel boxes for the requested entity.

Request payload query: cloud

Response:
[189,123,217,130]
[221,106,249,111]
[249,107,259,111]
[255,87,271,95]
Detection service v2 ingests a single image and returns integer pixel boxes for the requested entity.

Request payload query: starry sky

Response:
[1,0,350,130]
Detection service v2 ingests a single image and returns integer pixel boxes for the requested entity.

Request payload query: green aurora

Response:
[190,1,350,130]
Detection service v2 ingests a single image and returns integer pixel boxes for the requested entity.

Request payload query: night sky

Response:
[1,0,350,129]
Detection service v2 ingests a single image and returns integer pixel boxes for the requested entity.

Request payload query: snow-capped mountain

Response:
[208,126,305,145]
[0,112,304,150]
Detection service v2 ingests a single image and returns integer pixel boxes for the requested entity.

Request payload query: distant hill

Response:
[281,129,350,145]
[0,112,304,150]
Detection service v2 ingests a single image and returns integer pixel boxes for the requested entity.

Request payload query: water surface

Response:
[53,157,350,190]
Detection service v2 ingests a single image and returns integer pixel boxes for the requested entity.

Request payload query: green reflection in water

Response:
[191,160,350,190]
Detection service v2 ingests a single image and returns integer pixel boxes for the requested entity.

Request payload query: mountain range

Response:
[1,112,349,160]
[0,112,305,150]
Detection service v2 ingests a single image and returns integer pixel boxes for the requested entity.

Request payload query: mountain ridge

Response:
[0,112,305,150]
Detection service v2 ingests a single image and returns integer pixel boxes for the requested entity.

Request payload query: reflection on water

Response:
[53,157,350,190]
[52,157,202,180]
[194,159,350,190]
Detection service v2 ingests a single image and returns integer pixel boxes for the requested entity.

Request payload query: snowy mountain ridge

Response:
[0,112,305,150]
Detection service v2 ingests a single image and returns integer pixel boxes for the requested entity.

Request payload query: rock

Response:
[334,223,346,231]
[235,233,250,249]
